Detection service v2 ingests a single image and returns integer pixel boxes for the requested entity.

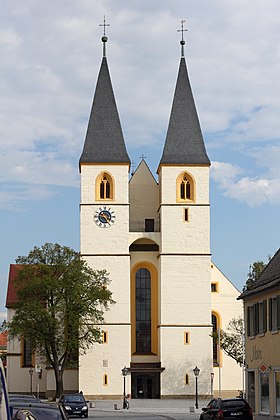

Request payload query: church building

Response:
[78,26,242,399]
[5,23,242,399]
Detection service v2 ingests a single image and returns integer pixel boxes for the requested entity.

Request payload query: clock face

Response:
[94,207,115,228]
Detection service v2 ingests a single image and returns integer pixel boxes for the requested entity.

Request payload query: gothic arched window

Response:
[212,312,221,367]
[96,172,114,200]
[177,172,195,202]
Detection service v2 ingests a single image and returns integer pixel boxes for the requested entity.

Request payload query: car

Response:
[10,402,68,420]
[199,398,253,420]
[59,394,88,418]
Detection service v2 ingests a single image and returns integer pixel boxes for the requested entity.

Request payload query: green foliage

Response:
[7,243,115,396]
[212,317,244,366]
[243,260,267,291]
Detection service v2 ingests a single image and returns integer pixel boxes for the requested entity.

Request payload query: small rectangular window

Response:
[184,208,189,222]
[102,331,108,344]
[211,283,218,293]
[185,373,189,385]
[184,332,190,344]
[103,374,108,386]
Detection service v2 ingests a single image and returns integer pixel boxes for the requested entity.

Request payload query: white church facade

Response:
[78,31,243,399]
[5,28,242,399]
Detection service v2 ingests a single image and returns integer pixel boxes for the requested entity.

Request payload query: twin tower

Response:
[78,31,212,399]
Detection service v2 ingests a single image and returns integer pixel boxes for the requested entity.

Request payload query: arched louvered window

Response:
[177,172,195,202]
[96,172,114,200]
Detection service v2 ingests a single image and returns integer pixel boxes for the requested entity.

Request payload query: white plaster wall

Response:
[160,166,210,204]
[211,263,243,394]
[160,205,210,254]
[160,326,212,396]
[80,164,129,203]
[80,205,129,255]
[79,325,131,397]
[82,256,130,324]
[160,255,212,324]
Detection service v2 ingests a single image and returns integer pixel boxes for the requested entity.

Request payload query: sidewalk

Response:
[88,398,204,414]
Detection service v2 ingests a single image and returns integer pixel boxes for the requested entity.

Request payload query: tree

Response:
[7,243,115,398]
[219,317,244,366]
[243,260,267,291]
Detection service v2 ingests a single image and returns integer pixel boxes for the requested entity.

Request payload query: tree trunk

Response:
[54,367,64,399]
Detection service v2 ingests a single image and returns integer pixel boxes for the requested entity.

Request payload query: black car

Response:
[199,398,253,420]
[59,394,88,418]
[10,402,68,419]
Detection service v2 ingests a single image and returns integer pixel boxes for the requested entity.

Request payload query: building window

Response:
[176,172,195,202]
[185,374,189,385]
[184,332,190,344]
[21,338,33,367]
[184,208,189,222]
[260,372,270,413]
[103,374,108,386]
[211,283,218,293]
[135,268,151,353]
[247,301,267,336]
[275,371,280,414]
[96,172,114,200]
[212,313,220,367]
[102,331,108,344]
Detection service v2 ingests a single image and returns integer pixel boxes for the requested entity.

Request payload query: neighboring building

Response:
[78,30,242,399]
[0,331,7,369]
[238,248,280,420]
[5,264,78,398]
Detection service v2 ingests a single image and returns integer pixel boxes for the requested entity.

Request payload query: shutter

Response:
[277,296,280,329]
[246,306,250,336]
[269,298,272,331]
[263,300,267,333]
[253,303,259,335]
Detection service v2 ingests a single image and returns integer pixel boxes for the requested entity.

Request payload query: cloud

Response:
[1,0,280,208]
[211,159,280,207]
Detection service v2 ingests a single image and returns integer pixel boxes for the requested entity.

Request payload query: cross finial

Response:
[177,20,188,57]
[99,16,110,57]
[139,154,146,161]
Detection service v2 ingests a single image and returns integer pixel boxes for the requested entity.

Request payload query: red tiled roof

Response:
[0,331,7,347]
[5,264,22,308]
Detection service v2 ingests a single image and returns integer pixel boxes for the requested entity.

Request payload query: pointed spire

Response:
[79,21,130,169]
[159,25,210,168]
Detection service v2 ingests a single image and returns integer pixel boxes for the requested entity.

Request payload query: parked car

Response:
[199,398,253,420]
[59,394,88,418]
[10,402,68,420]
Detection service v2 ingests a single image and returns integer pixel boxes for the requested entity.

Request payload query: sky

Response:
[1,0,280,321]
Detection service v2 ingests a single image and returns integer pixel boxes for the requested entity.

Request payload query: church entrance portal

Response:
[131,372,160,399]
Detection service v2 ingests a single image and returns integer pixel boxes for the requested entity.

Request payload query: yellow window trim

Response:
[103,373,108,386]
[176,171,196,203]
[184,331,190,345]
[131,261,158,355]
[95,171,115,201]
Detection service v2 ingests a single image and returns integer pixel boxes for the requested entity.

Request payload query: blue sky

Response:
[1,0,280,320]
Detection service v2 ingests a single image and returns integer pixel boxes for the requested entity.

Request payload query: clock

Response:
[94,207,115,228]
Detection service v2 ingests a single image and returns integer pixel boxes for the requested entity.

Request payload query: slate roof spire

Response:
[159,23,210,168]
[79,19,130,169]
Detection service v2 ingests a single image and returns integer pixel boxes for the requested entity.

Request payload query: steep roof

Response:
[6,264,21,308]
[79,57,130,168]
[238,248,280,299]
[159,57,210,167]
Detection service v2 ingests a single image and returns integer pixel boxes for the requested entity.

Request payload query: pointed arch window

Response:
[212,312,221,367]
[136,268,151,353]
[177,172,195,202]
[96,172,114,200]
